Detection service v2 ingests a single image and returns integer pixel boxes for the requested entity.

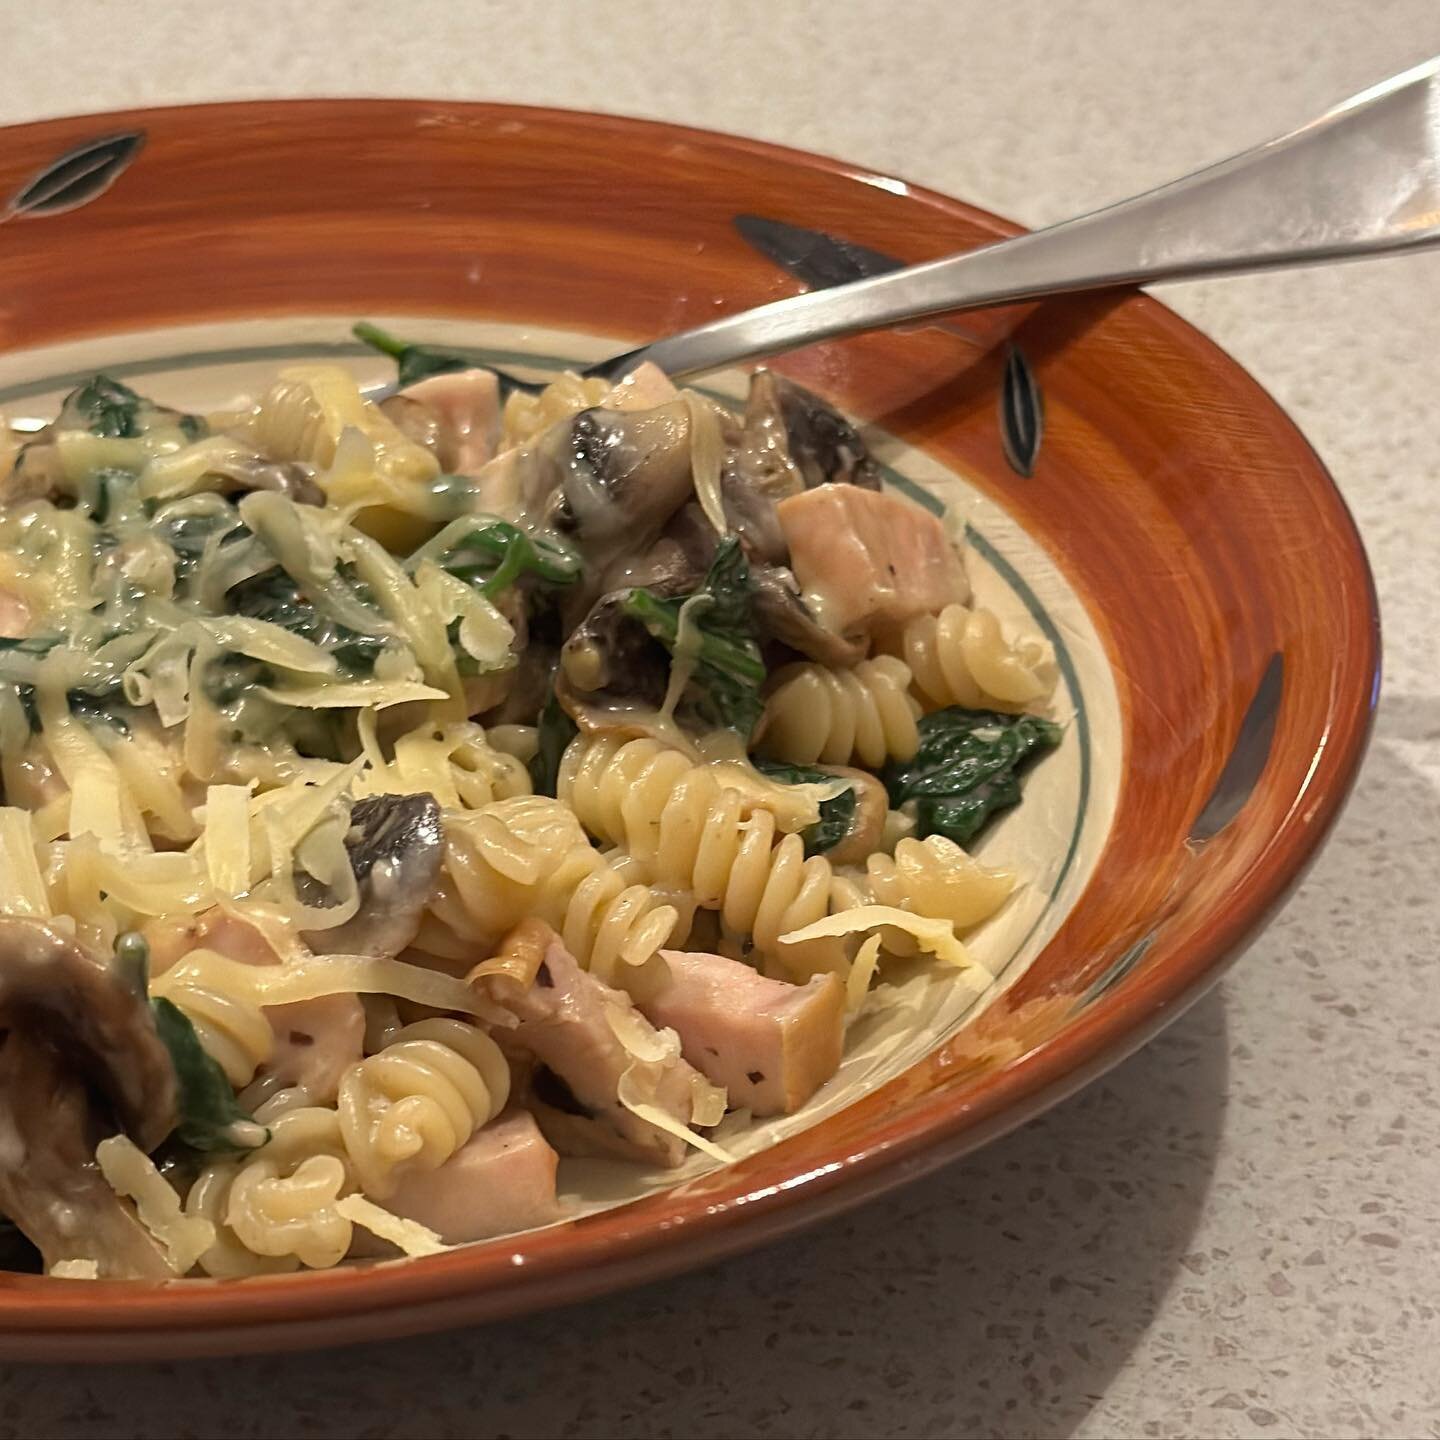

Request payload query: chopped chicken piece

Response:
[382,1110,564,1244]
[776,485,968,638]
[0,584,31,639]
[642,950,845,1115]
[395,369,502,475]
[262,993,366,1103]
[471,922,712,1167]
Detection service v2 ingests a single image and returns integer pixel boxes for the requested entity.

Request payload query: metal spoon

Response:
[540,56,1440,386]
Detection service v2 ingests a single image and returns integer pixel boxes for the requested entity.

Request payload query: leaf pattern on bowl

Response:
[1190,652,1285,842]
[732,213,905,289]
[4,131,146,221]
[733,214,1033,468]
[1081,933,1157,1005]
[999,343,1043,477]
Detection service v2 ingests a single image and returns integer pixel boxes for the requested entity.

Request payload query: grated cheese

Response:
[778,904,974,969]
[96,1135,216,1276]
[335,1195,448,1258]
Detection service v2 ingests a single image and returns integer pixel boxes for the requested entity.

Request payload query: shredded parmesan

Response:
[681,390,729,536]
[660,592,713,721]
[335,1195,448,1258]
[0,808,51,918]
[96,1135,216,1275]
[152,948,490,1017]
[256,678,449,711]
[49,1258,100,1280]
[779,905,974,968]
[204,785,253,898]
[604,1003,733,1160]
[847,934,883,1013]
[616,1073,734,1164]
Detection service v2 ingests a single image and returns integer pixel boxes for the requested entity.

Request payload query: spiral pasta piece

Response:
[248,365,436,485]
[555,736,841,975]
[557,734,821,864]
[757,656,921,767]
[150,950,274,1088]
[354,717,533,810]
[187,1102,354,1276]
[428,795,684,987]
[883,603,1053,712]
[337,1019,510,1199]
[558,734,698,858]
[501,372,612,450]
[844,835,1015,934]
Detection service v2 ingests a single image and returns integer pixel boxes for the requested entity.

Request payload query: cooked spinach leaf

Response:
[154,505,248,585]
[112,930,150,1000]
[59,374,146,438]
[58,373,205,441]
[882,706,1062,845]
[0,631,133,734]
[620,538,766,737]
[753,758,857,858]
[428,517,581,597]
[227,567,386,674]
[530,688,578,797]
[151,997,266,1153]
[353,322,495,389]
[76,465,139,524]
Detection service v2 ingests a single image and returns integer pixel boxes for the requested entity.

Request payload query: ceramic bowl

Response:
[0,101,1378,1359]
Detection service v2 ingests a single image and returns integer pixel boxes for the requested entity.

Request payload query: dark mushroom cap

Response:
[744,370,880,492]
[304,792,444,959]
[0,918,177,1151]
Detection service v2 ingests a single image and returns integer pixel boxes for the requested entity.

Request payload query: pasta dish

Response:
[0,328,1059,1278]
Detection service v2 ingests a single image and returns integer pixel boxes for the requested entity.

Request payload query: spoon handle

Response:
[629,57,1440,380]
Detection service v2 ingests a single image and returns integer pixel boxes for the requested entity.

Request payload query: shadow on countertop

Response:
[6,990,1230,1440]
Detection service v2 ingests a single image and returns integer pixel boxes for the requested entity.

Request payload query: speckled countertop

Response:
[1,2,1437,1436]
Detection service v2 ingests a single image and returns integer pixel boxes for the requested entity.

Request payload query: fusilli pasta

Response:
[557,734,845,976]
[248,365,436,487]
[150,950,274,1088]
[337,1018,510,1198]
[834,835,1015,936]
[881,603,1053,712]
[188,1101,354,1276]
[427,796,684,987]
[757,655,921,767]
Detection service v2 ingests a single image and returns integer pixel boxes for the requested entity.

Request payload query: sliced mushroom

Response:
[546,401,696,578]
[593,500,716,599]
[304,793,444,959]
[738,370,880,492]
[718,369,885,571]
[481,644,558,728]
[1,440,63,507]
[557,588,670,720]
[208,454,324,506]
[750,564,865,668]
[0,918,178,1277]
